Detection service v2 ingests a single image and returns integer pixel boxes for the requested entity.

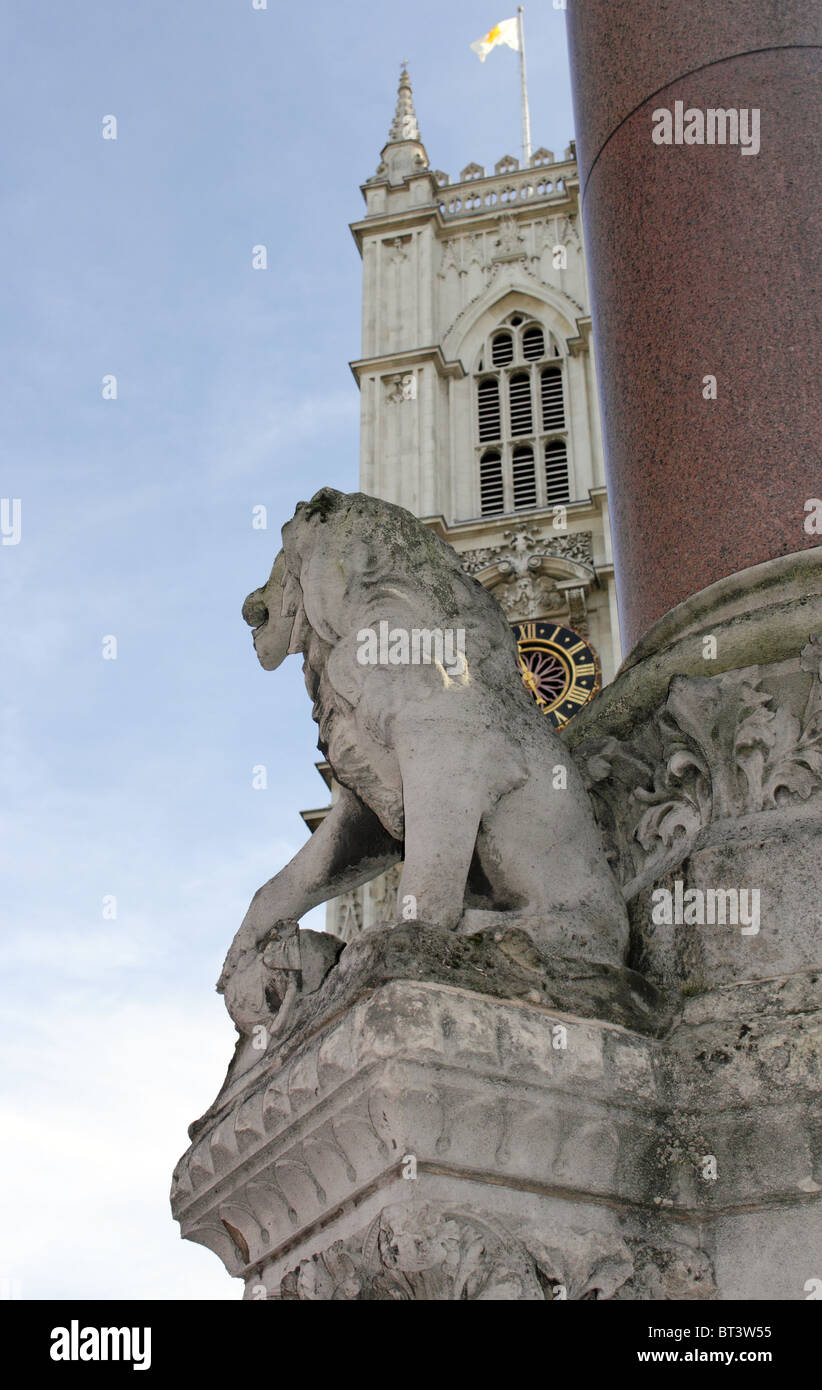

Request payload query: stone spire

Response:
[373,64,430,186]
[388,64,420,144]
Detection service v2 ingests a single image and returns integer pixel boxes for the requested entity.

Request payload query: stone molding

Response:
[171,981,660,1277]
[439,251,585,355]
[568,550,822,747]
[460,526,594,573]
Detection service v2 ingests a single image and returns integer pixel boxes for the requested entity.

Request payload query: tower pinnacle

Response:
[372,64,430,185]
[388,65,421,144]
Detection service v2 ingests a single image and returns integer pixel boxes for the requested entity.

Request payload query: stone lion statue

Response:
[219,488,627,1031]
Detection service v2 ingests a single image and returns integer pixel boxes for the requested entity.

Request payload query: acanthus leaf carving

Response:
[460,527,594,575]
[273,1203,640,1302]
[578,639,822,894]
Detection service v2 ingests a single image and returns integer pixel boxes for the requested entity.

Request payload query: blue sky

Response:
[0,1,575,1300]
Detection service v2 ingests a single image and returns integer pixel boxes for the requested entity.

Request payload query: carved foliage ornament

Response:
[273,1203,713,1302]
[460,527,594,575]
[437,216,581,281]
[579,637,822,894]
[384,372,417,403]
[460,527,594,635]
[492,212,527,262]
[278,1206,546,1301]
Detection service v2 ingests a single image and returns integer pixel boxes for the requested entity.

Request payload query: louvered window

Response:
[509,374,532,435]
[541,367,564,430]
[480,451,504,515]
[545,440,570,504]
[475,317,571,515]
[512,446,537,510]
[491,332,514,366]
[477,378,501,442]
[522,324,544,360]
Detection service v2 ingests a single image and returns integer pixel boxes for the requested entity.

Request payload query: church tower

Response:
[350,66,621,691]
[321,66,622,939]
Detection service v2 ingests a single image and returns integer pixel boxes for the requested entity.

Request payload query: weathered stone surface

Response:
[274,1202,635,1301]
[172,979,665,1295]
[272,1205,718,1301]
[172,969,821,1299]
[219,487,627,1034]
[573,633,822,990]
[192,920,668,1141]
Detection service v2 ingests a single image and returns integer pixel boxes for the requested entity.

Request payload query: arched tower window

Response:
[475,315,570,515]
[522,324,544,360]
[491,332,514,366]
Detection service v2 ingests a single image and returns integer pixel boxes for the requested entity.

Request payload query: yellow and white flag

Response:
[470,17,520,62]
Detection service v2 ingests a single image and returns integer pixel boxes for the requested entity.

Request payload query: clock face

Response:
[511,621,601,729]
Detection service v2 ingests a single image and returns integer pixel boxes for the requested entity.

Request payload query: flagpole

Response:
[517,6,532,164]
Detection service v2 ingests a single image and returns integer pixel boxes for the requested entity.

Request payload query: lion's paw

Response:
[218,946,274,1036]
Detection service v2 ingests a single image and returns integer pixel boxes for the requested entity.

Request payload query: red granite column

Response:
[566,0,822,654]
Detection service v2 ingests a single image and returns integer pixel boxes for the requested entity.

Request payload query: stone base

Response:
[171,969,822,1300]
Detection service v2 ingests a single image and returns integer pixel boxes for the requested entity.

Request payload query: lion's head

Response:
[242,487,522,692]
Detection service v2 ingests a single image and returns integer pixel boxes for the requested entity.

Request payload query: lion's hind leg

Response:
[396,749,487,931]
[468,773,629,964]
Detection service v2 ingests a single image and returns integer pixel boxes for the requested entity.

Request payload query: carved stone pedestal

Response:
[171,976,668,1300]
[171,964,821,1299]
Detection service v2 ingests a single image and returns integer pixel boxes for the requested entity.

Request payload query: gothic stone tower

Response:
[324,67,620,940]
[351,67,619,687]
